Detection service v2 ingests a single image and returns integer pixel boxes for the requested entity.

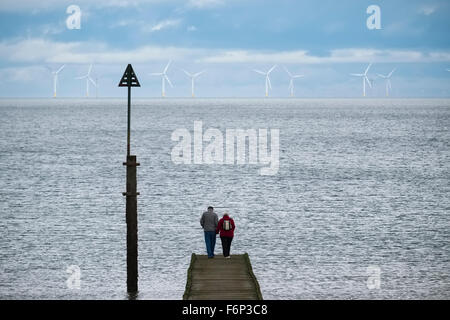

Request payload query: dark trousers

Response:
[204,231,216,258]
[220,236,233,257]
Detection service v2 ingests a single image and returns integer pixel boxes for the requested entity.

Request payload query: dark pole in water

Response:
[118,64,141,295]
[124,155,139,294]
[127,85,131,157]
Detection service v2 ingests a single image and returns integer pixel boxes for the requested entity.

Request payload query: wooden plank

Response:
[187,292,259,300]
[183,253,263,300]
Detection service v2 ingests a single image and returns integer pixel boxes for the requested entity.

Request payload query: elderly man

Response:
[200,206,218,258]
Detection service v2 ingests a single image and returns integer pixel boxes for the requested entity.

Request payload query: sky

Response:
[0,0,449,97]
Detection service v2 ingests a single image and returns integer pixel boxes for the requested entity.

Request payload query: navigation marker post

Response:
[118,64,141,295]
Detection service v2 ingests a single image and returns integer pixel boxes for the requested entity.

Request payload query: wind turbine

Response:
[377,68,396,97]
[350,63,372,97]
[182,69,205,97]
[75,64,96,97]
[283,66,304,97]
[253,65,277,97]
[48,64,65,98]
[150,60,173,97]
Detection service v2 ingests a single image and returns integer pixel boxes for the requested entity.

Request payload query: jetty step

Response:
[183,253,263,300]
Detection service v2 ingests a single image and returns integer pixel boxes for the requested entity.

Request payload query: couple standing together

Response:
[200,206,235,259]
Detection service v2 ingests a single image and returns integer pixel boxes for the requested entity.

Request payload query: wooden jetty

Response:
[183,253,263,300]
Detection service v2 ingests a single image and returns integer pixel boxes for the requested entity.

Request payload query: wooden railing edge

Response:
[182,253,197,300]
[243,253,264,300]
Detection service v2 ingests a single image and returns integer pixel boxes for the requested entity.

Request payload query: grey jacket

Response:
[200,209,218,232]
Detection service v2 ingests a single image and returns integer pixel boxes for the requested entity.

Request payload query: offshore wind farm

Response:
[43,61,404,98]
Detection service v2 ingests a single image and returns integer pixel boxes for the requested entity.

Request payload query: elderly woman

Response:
[216,213,235,258]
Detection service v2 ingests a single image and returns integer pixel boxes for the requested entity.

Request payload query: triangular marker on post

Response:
[119,64,141,87]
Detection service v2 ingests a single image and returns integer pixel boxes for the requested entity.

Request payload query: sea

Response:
[0,98,449,299]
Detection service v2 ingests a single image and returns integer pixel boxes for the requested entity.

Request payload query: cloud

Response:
[0,0,172,12]
[1,38,449,66]
[418,5,438,16]
[0,38,81,63]
[187,0,224,9]
[0,65,48,83]
[109,19,136,28]
[39,23,65,35]
[200,48,450,64]
[111,18,182,33]
[146,19,182,32]
[0,38,202,64]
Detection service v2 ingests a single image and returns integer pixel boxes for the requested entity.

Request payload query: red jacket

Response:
[216,215,235,238]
